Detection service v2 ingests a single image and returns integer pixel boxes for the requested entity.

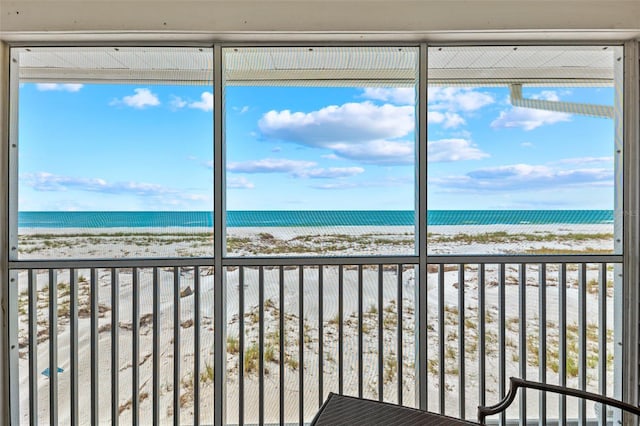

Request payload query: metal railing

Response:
[9,254,621,425]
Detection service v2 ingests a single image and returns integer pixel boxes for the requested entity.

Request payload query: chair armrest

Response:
[477,377,640,425]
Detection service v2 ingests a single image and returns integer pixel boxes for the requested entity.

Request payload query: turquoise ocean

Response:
[18,210,614,228]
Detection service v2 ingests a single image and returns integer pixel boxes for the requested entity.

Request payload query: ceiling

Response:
[2,0,640,40]
[14,45,620,87]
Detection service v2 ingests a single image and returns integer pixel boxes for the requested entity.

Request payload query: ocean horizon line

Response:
[17,210,616,228]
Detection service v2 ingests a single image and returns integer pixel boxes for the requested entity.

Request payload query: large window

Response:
[7,44,626,425]
[426,45,623,419]
[427,45,623,256]
[14,46,622,260]
[12,47,214,259]
[223,47,418,257]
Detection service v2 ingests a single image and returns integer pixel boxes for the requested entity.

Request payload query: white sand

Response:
[14,224,617,424]
[17,223,614,258]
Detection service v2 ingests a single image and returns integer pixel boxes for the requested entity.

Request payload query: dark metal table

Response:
[311,393,480,426]
[313,378,640,425]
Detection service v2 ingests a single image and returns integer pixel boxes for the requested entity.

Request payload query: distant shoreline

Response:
[15,223,615,258]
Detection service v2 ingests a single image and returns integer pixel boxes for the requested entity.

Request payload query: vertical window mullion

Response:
[213,43,226,426]
[417,42,429,411]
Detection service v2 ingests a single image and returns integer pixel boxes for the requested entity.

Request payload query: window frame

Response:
[1,40,638,424]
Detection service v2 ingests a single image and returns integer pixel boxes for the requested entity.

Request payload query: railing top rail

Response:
[426,254,622,264]
[8,253,622,269]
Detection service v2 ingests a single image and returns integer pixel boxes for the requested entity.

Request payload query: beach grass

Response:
[15,222,617,424]
[17,226,615,257]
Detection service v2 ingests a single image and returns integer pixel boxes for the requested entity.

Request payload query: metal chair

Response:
[478,377,640,424]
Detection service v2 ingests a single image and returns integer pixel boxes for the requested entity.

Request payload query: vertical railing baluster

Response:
[173,267,180,426]
[299,266,304,425]
[49,269,58,425]
[458,264,465,419]
[498,263,506,426]
[378,264,384,402]
[478,264,486,410]
[132,268,140,426]
[70,269,78,426]
[397,264,403,406]
[358,265,363,399]
[259,266,265,426]
[193,267,200,426]
[14,257,623,426]
[518,264,526,425]
[578,263,587,424]
[338,265,344,395]
[91,268,99,425]
[111,268,119,426]
[539,264,547,425]
[438,264,445,415]
[69,268,79,425]
[152,267,160,426]
[318,265,324,408]
[598,263,607,426]
[238,266,244,426]
[559,263,567,425]
[28,270,37,426]
[279,266,284,425]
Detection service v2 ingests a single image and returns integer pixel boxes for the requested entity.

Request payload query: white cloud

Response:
[259,101,414,146]
[21,172,206,201]
[532,90,560,101]
[553,156,614,165]
[294,167,364,179]
[227,158,317,174]
[432,163,613,192]
[310,176,411,190]
[258,100,489,166]
[227,176,255,189]
[258,101,415,165]
[227,158,366,180]
[428,111,466,129]
[361,88,415,105]
[169,93,214,112]
[491,108,571,131]
[491,90,571,131]
[329,140,414,165]
[428,87,495,112]
[233,105,250,114]
[427,139,489,162]
[189,92,213,112]
[36,83,84,92]
[169,95,187,109]
[321,154,339,160]
[311,182,361,190]
[521,142,534,148]
[111,88,160,109]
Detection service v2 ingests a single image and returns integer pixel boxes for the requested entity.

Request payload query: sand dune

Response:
[15,224,616,424]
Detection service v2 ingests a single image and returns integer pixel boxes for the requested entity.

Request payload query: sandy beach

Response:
[16,223,614,259]
[14,224,617,424]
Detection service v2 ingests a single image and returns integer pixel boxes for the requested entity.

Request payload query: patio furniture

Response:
[312,377,640,425]
[311,393,480,425]
[478,377,640,424]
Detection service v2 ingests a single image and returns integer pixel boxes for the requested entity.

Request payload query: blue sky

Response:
[17,81,615,211]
